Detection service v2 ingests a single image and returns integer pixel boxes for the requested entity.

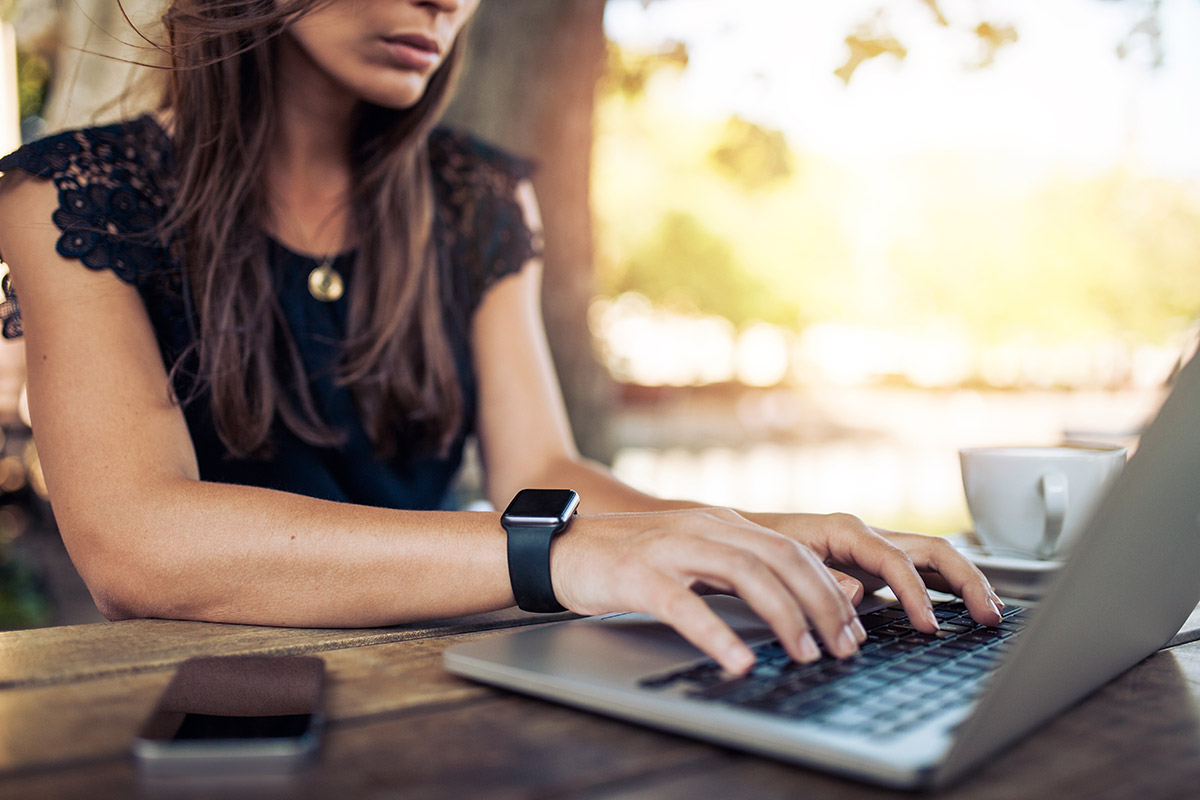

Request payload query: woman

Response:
[0,0,1001,674]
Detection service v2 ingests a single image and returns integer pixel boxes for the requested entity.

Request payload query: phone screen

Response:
[170,712,317,741]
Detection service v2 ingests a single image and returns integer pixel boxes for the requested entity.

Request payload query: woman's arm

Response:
[0,175,518,627]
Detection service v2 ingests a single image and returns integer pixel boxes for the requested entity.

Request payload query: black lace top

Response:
[0,116,540,510]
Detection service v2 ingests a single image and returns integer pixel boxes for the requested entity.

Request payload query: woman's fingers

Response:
[552,507,1008,677]
[732,533,862,657]
[547,504,1012,680]
[826,567,866,605]
[794,514,1004,631]
[641,576,757,674]
[815,514,941,633]
[650,527,856,663]
[879,532,1004,625]
[684,509,862,657]
[553,510,865,671]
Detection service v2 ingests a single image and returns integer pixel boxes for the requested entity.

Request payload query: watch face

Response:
[503,489,579,526]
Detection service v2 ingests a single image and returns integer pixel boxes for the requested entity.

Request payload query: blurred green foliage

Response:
[0,556,51,629]
[709,117,794,192]
[601,38,689,99]
[593,39,1200,350]
[889,168,1200,345]
[611,210,797,326]
[17,50,50,119]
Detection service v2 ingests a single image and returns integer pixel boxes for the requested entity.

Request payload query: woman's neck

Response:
[267,33,357,255]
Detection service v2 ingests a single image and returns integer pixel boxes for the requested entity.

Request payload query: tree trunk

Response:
[443,0,616,463]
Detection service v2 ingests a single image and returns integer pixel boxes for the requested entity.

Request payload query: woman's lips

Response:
[381,33,441,70]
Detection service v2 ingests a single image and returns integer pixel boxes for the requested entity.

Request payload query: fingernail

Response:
[727,646,755,674]
[991,592,1006,608]
[852,617,867,642]
[797,631,821,662]
[838,623,859,657]
[925,608,939,630]
[990,598,1004,618]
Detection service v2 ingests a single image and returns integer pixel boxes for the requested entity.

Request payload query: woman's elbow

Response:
[75,550,159,621]
[58,518,172,621]
[90,587,141,621]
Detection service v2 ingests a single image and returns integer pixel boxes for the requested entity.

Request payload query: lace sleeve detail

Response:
[0,272,21,339]
[429,128,544,315]
[0,117,174,338]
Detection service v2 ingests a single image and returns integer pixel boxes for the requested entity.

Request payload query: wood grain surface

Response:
[0,608,573,689]
[1,614,1199,799]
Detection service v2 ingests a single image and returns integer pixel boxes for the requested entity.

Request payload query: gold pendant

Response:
[307,260,344,302]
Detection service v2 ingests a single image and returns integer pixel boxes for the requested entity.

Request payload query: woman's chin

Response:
[352,74,434,111]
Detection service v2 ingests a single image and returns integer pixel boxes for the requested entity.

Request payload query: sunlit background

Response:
[592,0,1199,532]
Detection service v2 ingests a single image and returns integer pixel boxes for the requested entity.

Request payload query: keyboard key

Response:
[907,632,950,646]
[839,675,891,694]
[883,682,936,704]
[821,707,878,729]
[679,665,728,687]
[875,607,909,619]
[784,694,839,717]
[875,624,914,639]
[962,654,1003,671]
[943,661,986,677]
[941,639,983,651]
[640,672,681,689]
[912,647,962,664]
[692,676,758,700]
[917,671,962,688]
[858,611,900,630]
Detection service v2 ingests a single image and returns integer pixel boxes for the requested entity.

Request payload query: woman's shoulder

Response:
[428,126,536,195]
[0,115,175,296]
[0,115,171,188]
[427,128,542,309]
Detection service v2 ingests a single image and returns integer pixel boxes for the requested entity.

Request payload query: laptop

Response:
[444,351,1200,789]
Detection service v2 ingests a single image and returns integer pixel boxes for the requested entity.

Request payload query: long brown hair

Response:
[160,0,465,459]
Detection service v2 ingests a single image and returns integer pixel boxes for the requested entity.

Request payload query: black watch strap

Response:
[506,523,568,613]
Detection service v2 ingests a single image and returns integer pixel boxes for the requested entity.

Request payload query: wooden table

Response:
[2,608,1199,799]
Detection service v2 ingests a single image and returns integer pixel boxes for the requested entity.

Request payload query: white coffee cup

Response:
[959,445,1126,560]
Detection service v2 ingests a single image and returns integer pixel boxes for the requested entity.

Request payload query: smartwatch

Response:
[501,488,580,613]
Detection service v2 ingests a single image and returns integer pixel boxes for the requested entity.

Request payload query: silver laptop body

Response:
[444,352,1200,789]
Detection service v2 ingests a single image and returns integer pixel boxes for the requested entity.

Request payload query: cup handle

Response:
[1038,471,1068,560]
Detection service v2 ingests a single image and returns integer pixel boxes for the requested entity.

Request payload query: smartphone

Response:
[133,655,325,775]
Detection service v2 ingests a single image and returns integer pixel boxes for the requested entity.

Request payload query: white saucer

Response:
[951,538,1063,600]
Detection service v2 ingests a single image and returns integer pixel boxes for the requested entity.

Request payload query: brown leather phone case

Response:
[138,655,325,740]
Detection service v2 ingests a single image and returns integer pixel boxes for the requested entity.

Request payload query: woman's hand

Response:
[550,508,869,675]
[550,509,1002,676]
[754,511,1005,631]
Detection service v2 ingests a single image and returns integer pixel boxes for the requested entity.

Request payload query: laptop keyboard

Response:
[640,600,1027,739]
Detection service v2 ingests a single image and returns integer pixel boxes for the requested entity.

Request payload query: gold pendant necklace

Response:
[307,256,344,303]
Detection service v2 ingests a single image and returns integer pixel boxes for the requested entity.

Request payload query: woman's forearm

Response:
[72,477,514,626]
